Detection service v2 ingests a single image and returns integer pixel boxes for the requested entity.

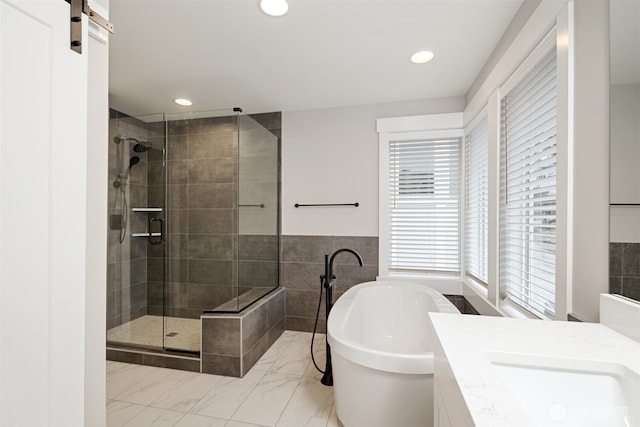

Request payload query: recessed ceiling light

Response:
[411,50,435,64]
[259,0,288,17]
[174,98,192,106]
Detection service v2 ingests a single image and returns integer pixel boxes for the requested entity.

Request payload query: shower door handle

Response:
[148,217,164,245]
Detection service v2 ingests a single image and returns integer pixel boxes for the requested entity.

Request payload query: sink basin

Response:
[489,352,640,427]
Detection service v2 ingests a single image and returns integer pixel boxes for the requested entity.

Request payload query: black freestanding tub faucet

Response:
[319,248,364,386]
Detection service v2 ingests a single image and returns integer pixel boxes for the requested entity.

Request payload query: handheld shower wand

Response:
[114,156,140,187]
[125,155,140,177]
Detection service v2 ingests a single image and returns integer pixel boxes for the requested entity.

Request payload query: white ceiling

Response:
[108,0,524,117]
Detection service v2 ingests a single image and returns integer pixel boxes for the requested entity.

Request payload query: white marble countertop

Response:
[428,313,640,426]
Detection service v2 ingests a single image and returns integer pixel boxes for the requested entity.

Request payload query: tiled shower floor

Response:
[107,331,339,427]
[107,315,201,352]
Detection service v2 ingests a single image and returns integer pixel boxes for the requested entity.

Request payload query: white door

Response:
[0,0,89,425]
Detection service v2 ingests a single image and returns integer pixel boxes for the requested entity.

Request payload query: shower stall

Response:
[106,108,280,357]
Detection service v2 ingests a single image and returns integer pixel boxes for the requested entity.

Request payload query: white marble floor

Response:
[107,331,340,427]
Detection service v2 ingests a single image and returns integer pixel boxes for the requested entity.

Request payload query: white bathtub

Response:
[327,280,461,427]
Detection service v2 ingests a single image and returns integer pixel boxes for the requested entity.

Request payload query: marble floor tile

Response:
[151,373,225,412]
[106,331,341,427]
[107,360,133,376]
[302,363,324,382]
[190,368,266,419]
[122,406,185,427]
[305,342,326,379]
[327,405,340,427]
[107,364,163,399]
[286,331,318,345]
[224,421,270,427]
[251,338,291,372]
[173,414,227,427]
[108,364,194,405]
[106,400,146,427]
[230,372,300,427]
[269,341,312,376]
[275,376,334,427]
[279,330,300,341]
[310,333,326,349]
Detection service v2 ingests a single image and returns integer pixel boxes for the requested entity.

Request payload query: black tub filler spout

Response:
[311,248,364,386]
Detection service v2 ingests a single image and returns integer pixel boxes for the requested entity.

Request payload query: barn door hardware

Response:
[67,0,114,53]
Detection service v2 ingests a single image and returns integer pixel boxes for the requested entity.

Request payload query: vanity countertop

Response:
[428,312,640,426]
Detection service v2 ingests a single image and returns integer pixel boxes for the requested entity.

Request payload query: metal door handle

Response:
[149,218,164,245]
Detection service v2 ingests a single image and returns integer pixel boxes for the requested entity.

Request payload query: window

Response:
[500,46,557,319]
[387,137,461,274]
[399,168,434,196]
[464,116,489,284]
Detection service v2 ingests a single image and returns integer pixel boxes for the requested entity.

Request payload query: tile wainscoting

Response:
[280,235,481,331]
[610,242,640,301]
[202,288,285,377]
[281,235,379,332]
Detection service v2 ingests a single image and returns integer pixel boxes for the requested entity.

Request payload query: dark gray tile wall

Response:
[239,235,279,291]
[201,288,285,377]
[242,288,285,373]
[153,112,282,318]
[281,235,379,332]
[609,242,640,301]
[152,115,237,318]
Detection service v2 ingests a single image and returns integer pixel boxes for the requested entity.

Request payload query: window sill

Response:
[498,300,540,320]
[462,278,502,317]
[464,275,488,296]
[377,273,463,295]
[461,278,537,320]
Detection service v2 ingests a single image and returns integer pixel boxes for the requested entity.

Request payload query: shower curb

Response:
[106,347,201,372]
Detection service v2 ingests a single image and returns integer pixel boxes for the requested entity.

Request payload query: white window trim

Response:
[464,106,489,286]
[377,113,464,294]
[462,3,572,319]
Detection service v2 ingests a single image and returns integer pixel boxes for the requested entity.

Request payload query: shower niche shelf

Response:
[132,207,163,212]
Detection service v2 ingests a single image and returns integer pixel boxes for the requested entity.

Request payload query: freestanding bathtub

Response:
[327,280,461,427]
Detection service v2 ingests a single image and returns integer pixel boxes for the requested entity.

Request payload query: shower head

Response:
[133,141,153,153]
[114,136,153,152]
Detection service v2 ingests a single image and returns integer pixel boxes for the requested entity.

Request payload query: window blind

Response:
[465,116,489,284]
[500,47,557,319]
[388,137,461,274]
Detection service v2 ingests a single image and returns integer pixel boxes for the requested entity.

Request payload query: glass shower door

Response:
[106,112,167,351]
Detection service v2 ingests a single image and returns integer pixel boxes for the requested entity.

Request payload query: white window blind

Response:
[500,47,557,319]
[465,116,489,284]
[388,137,461,274]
